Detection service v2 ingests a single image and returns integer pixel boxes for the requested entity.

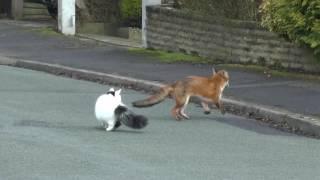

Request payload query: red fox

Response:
[132,69,229,120]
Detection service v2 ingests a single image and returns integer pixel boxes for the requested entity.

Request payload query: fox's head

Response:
[213,69,229,87]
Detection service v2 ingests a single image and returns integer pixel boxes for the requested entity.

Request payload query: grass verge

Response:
[129,48,209,63]
[219,64,320,82]
[129,48,320,82]
[29,27,60,36]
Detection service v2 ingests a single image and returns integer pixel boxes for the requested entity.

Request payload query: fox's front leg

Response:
[215,101,225,115]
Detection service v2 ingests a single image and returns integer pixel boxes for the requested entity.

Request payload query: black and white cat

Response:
[94,88,148,131]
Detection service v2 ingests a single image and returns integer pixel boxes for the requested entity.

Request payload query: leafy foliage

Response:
[119,0,142,27]
[81,0,142,27]
[260,0,320,59]
[84,0,120,22]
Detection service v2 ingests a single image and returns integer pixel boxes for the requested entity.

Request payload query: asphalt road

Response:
[0,66,320,180]
[1,20,320,117]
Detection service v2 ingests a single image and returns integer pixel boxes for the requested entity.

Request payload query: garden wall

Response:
[146,5,320,73]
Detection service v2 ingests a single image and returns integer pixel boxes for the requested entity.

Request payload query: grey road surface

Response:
[0,66,319,180]
[1,21,320,117]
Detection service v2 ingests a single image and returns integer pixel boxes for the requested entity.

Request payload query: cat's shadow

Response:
[13,119,145,134]
[94,126,144,134]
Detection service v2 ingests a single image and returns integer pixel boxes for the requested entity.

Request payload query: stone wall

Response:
[146,5,320,73]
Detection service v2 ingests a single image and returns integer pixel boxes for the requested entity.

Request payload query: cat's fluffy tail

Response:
[115,106,148,129]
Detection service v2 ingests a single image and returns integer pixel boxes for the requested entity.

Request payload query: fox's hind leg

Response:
[201,101,211,114]
[172,94,191,120]
[171,106,183,120]
[179,95,190,119]
[171,100,186,120]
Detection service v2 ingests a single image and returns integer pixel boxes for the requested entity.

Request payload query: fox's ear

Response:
[212,67,216,75]
[115,89,122,96]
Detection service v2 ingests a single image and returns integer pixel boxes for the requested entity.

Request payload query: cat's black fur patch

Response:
[115,105,148,129]
[114,105,127,115]
[115,121,121,128]
[106,91,115,96]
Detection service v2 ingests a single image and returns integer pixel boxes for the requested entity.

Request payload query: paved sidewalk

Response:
[1,20,320,135]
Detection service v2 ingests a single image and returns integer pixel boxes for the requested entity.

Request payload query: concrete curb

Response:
[0,56,18,65]
[2,58,320,138]
[77,34,143,49]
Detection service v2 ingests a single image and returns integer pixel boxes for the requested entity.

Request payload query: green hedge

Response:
[84,0,120,22]
[260,0,320,60]
[119,0,142,27]
[82,0,141,27]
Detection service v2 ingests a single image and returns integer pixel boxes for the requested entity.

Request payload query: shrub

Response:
[84,0,120,22]
[260,0,320,60]
[119,0,142,27]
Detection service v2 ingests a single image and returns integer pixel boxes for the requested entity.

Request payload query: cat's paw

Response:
[106,126,115,131]
[102,123,108,129]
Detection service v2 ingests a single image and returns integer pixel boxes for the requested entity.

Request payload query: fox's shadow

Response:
[189,114,295,137]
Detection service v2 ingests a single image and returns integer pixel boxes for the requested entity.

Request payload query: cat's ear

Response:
[115,89,122,96]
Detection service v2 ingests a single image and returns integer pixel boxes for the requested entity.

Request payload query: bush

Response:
[84,0,120,22]
[260,0,320,60]
[119,0,142,27]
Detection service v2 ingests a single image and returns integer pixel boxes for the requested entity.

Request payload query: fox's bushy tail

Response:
[132,86,173,108]
[115,106,148,129]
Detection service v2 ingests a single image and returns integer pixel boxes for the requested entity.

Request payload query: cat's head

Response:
[114,89,122,103]
[106,88,122,104]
